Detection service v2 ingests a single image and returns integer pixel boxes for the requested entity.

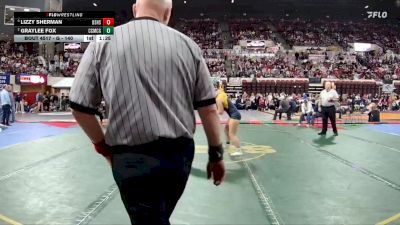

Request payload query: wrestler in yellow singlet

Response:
[215,85,243,156]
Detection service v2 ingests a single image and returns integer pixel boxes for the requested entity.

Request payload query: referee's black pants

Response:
[111,137,195,225]
[321,105,338,134]
[1,104,11,125]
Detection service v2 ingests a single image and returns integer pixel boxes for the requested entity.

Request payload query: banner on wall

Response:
[382,84,395,93]
[16,74,48,85]
[308,54,325,62]
[239,40,276,49]
[0,73,10,85]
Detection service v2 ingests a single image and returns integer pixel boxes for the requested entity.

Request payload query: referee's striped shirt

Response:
[70,17,216,146]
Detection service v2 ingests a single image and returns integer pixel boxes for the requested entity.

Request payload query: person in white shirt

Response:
[298,99,314,127]
[1,85,12,126]
[319,81,339,136]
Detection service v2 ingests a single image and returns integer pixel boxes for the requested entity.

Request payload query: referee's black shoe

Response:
[318,132,326,135]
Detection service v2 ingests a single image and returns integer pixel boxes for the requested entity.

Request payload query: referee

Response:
[318,81,339,136]
[69,0,226,224]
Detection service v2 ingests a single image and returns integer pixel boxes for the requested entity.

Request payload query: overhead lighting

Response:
[24,8,30,11]
[184,0,186,3]
[231,0,234,3]
[364,5,369,9]
[10,8,15,11]
[93,3,98,7]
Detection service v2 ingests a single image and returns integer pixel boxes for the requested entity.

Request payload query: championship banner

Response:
[0,73,11,85]
[308,54,325,62]
[16,74,48,85]
[246,40,266,48]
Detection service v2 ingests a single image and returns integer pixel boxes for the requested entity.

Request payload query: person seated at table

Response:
[298,99,314,127]
[235,95,245,110]
[273,96,291,120]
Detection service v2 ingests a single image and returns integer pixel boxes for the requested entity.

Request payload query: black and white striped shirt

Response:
[70,17,216,146]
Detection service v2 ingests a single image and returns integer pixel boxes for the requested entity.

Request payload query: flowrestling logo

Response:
[367,11,388,19]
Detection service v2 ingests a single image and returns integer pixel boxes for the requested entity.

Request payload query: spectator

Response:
[15,92,22,113]
[8,85,15,123]
[258,95,266,111]
[1,85,11,126]
[289,96,298,117]
[298,99,314,127]
[235,95,244,110]
[36,92,44,113]
[250,93,257,110]
[273,96,291,120]
[60,93,66,111]
[368,103,380,122]
[43,91,50,111]
[21,94,27,114]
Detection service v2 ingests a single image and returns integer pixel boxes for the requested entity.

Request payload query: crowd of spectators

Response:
[231,55,300,78]
[203,49,228,76]
[18,92,70,113]
[229,19,272,45]
[273,18,336,47]
[355,52,400,80]
[48,50,83,77]
[0,41,83,77]
[229,91,400,114]
[229,51,400,80]
[176,18,223,49]
[0,41,47,75]
[206,59,227,77]
[323,21,400,53]
[272,18,400,53]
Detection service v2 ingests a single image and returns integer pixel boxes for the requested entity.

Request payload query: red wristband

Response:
[93,140,111,157]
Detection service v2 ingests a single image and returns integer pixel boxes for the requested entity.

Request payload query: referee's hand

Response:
[93,140,113,166]
[207,161,226,186]
[105,156,113,167]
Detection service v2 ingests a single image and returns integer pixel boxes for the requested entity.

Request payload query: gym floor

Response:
[0,112,399,225]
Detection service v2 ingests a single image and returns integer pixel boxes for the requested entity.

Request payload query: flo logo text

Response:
[367,11,388,19]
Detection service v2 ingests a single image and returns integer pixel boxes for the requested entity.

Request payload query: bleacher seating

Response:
[326,80,379,95]
[242,79,309,95]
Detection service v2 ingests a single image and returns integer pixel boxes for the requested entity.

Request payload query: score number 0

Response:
[102,18,115,26]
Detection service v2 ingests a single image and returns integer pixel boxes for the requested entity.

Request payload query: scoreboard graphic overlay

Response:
[14,12,115,42]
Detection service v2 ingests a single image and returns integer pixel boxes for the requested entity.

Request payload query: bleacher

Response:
[327,80,379,95]
[242,79,309,94]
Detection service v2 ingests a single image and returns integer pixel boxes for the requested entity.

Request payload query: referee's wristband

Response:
[208,144,224,163]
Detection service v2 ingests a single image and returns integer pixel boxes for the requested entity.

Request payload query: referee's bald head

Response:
[133,0,173,25]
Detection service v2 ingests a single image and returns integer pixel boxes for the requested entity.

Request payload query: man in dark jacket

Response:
[273,96,291,120]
